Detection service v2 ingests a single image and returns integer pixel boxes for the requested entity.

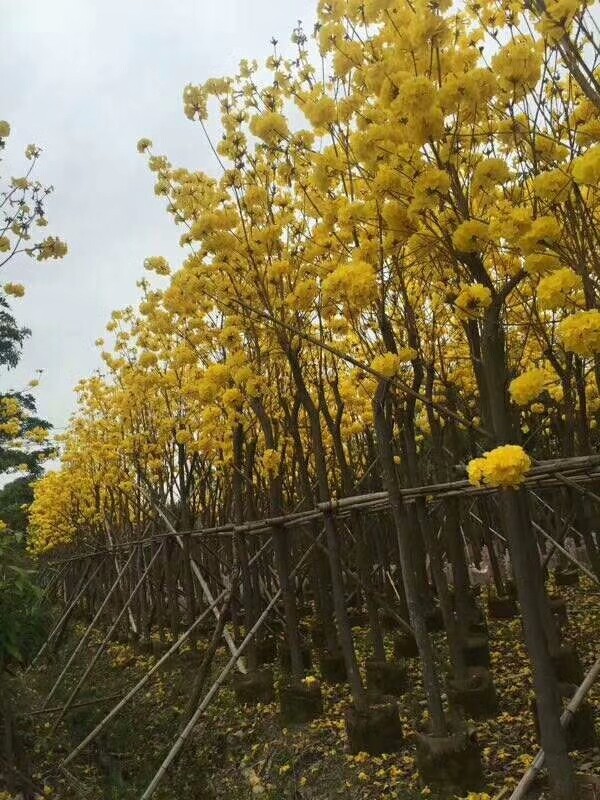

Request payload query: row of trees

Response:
[30,0,600,796]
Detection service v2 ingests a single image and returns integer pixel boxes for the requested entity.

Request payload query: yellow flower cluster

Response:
[524,253,561,275]
[557,310,600,356]
[370,352,401,378]
[472,158,511,192]
[249,112,289,145]
[322,260,377,311]
[301,91,337,130]
[452,220,489,253]
[572,145,600,185]
[144,256,171,276]
[36,236,68,261]
[28,425,50,444]
[468,445,532,489]
[370,348,416,378]
[492,37,542,98]
[183,84,208,121]
[509,368,552,405]
[138,350,158,368]
[0,419,22,437]
[532,169,571,202]
[537,0,581,42]
[537,268,583,310]
[1,397,22,417]
[3,283,25,298]
[455,284,492,318]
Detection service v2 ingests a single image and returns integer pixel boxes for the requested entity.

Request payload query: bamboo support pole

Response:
[472,498,598,584]
[52,543,165,728]
[42,548,137,709]
[60,586,231,768]
[469,510,508,545]
[139,532,322,800]
[26,559,104,672]
[531,519,599,585]
[60,537,272,769]
[555,469,600,505]
[140,592,279,799]
[21,692,125,717]
[530,490,581,540]
[151,501,246,674]
[508,656,600,800]
[37,563,66,604]
[105,520,144,635]
[184,588,235,716]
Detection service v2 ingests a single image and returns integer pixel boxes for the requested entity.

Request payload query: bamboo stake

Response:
[26,559,104,672]
[508,656,600,800]
[60,537,272,769]
[105,520,142,635]
[531,518,599,585]
[60,586,230,768]
[140,593,279,799]
[555,469,600,505]
[21,692,125,717]
[42,548,137,709]
[37,563,66,604]
[151,501,247,674]
[52,543,165,728]
[138,532,322,800]
[184,588,235,716]
[530,491,581,540]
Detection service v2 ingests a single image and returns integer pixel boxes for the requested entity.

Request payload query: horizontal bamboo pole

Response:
[21,692,125,718]
[46,455,600,565]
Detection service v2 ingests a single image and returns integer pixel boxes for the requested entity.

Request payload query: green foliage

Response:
[0,476,34,532]
[0,295,30,370]
[0,531,47,669]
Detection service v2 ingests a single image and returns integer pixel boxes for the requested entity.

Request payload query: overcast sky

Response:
[1,0,314,433]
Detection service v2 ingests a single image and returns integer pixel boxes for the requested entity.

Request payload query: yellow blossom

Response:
[468,445,532,489]
[370,352,401,378]
[537,268,583,310]
[455,284,492,318]
[250,112,289,145]
[144,256,170,276]
[322,260,377,310]
[4,283,25,298]
[452,220,490,253]
[557,310,600,356]
[509,368,552,405]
